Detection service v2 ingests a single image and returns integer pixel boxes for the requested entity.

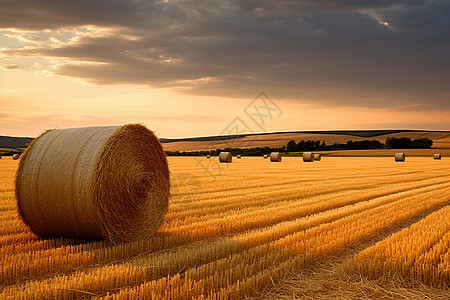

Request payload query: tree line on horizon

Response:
[286,137,433,152]
[165,137,433,156]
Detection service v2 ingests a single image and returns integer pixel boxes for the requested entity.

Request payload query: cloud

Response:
[0,64,19,70]
[0,0,449,109]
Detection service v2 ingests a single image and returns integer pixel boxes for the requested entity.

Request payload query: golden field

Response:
[0,155,449,299]
[161,130,450,152]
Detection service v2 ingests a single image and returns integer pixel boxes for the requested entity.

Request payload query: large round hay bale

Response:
[434,154,441,160]
[12,154,20,160]
[395,153,405,162]
[219,152,232,163]
[15,124,169,243]
[314,153,321,161]
[303,152,315,162]
[270,152,282,162]
[263,154,268,159]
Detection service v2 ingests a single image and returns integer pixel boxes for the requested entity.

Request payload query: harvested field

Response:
[0,156,449,299]
[161,130,450,152]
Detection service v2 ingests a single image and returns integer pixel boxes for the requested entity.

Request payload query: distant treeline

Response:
[0,150,23,156]
[166,147,285,157]
[385,137,433,149]
[286,137,433,151]
[165,136,433,156]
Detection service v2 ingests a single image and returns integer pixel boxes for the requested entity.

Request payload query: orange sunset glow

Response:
[1,2,450,299]
[1,1,449,138]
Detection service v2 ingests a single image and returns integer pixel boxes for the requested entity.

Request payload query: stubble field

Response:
[0,156,449,299]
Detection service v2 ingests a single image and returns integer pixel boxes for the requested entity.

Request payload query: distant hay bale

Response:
[15,124,170,244]
[395,153,405,162]
[237,155,241,159]
[219,152,232,163]
[206,155,211,159]
[434,154,441,160]
[303,152,315,162]
[270,152,282,162]
[12,154,20,160]
[314,153,322,161]
[263,154,268,159]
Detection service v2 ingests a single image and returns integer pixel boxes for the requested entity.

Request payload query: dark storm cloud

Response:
[1,0,449,108]
[0,0,420,30]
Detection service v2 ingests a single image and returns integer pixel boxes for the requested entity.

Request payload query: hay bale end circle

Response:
[270,152,282,162]
[303,152,315,162]
[395,153,406,162]
[219,152,232,163]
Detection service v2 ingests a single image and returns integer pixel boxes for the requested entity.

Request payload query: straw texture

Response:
[303,152,315,162]
[434,154,441,160]
[12,154,20,160]
[219,152,232,163]
[395,153,405,162]
[270,152,282,162]
[15,124,169,243]
[314,153,322,161]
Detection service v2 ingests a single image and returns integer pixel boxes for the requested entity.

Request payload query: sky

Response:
[1,0,449,138]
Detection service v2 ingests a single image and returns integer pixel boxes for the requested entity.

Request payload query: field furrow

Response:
[0,156,449,299]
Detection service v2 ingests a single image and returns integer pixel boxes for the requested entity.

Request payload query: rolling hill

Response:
[1,130,450,155]
[160,129,450,152]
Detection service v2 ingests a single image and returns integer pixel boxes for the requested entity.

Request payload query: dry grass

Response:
[259,259,450,300]
[0,156,449,299]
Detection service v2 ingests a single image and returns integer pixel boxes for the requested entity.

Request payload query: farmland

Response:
[161,130,450,153]
[1,156,449,299]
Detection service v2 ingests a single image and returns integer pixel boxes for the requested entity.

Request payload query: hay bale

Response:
[303,152,315,162]
[314,153,321,161]
[263,154,268,159]
[434,154,441,160]
[237,155,241,159]
[270,152,282,162]
[15,124,169,243]
[206,155,211,159]
[12,154,20,160]
[219,152,232,163]
[395,153,405,162]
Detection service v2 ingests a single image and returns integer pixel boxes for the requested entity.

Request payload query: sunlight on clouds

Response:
[0,1,448,138]
[173,76,216,87]
[0,26,125,79]
[0,64,18,70]
[2,67,449,138]
[0,69,239,137]
[363,11,392,28]
[0,26,113,51]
